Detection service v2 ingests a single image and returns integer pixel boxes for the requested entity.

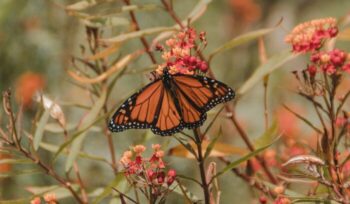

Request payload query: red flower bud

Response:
[167,177,175,186]
[328,27,338,37]
[199,62,208,72]
[135,156,142,164]
[259,196,267,204]
[307,65,317,76]
[311,53,320,63]
[167,169,176,177]
[157,172,165,184]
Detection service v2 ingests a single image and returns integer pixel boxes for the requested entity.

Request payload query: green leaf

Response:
[0,158,31,165]
[65,87,107,171]
[33,107,51,150]
[52,111,108,162]
[214,137,279,178]
[0,169,42,178]
[186,0,212,22]
[173,135,197,157]
[0,198,31,204]
[45,123,100,133]
[100,26,177,43]
[66,0,97,11]
[238,50,298,95]
[283,104,323,134]
[203,106,224,135]
[253,121,278,149]
[81,17,129,28]
[208,28,275,62]
[92,173,125,204]
[204,128,222,159]
[172,180,200,203]
[40,142,108,163]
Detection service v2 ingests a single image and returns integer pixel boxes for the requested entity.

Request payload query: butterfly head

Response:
[162,67,172,79]
[163,67,170,75]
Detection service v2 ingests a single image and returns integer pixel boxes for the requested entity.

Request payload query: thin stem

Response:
[193,128,210,204]
[112,187,138,204]
[2,91,84,203]
[161,0,185,29]
[258,37,269,131]
[73,163,89,203]
[218,157,276,198]
[225,105,278,184]
[123,0,157,64]
[336,90,350,118]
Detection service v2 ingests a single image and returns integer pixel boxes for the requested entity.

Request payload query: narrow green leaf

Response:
[208,28,275,62]
[40,142,108,163]
[283,104,323,134]
[238,50,298,95]
[33,107,51,150]
[92,173,125,204]
[0,198,31,204]
[172,180,200,203]
[100,26,177,43]
[0,169,42,178]
[204,106,224,135]
[65,88,107,171]
[186,0,212,22]
[204,128,222,159]
[81,17,129,28]
[66,0,97,11]
[173,135,197,157]
[0,159,31,165]
[253,121,278,149]
[52,111,108,162]
[214,137,279,178]
[44,123,76,133]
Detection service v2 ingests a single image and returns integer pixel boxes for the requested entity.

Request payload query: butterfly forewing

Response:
[109,80,164,132]
[173,75,235,112]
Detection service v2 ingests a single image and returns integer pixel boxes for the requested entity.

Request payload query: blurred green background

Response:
[1,0,350,203]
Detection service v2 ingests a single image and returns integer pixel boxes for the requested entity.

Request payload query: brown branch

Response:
[194,128,210,204]
[225,106,278,184]
[1,91,84,203]
[122,0,157,64]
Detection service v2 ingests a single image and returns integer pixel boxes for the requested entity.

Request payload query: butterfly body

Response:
[109,68,234,136]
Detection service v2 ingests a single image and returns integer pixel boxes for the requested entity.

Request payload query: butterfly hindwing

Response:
[172,74,234,129]
[151,87,184,136]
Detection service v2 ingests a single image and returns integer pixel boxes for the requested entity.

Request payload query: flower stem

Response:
[193,128,210,204]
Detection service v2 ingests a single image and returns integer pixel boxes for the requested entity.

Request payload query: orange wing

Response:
[151,86,183,136]
[109,79,183,136]
[173,74,235,128]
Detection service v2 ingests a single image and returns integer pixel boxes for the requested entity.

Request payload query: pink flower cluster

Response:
[285,17,350,76]
[156,28,208,75]
[120,144,176,195]
[285,18,338,53]
[308,49,350,75]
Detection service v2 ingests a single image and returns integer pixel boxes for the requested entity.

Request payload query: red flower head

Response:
[285,17,338,53]
[156,28,208,76]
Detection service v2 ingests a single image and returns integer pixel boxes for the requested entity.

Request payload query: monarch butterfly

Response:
[108,68,235,136]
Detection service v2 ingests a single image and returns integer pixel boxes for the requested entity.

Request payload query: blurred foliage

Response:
[1,0,350,204]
